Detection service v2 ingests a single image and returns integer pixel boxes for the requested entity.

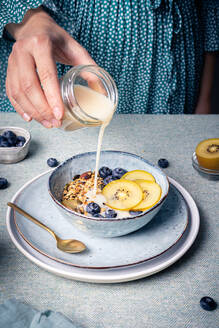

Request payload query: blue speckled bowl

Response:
[48,151,169,237]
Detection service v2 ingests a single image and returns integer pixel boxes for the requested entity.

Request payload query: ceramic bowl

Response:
[48,151,169,237]
[0,126,31,164]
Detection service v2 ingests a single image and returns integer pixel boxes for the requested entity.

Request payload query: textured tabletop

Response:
[0,113,218,328]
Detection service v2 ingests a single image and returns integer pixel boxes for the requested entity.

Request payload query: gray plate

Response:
[12,171,188,269]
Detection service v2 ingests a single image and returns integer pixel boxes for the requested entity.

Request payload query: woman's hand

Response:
[6,7,96,128]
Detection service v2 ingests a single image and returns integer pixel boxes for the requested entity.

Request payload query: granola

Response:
[62,171,104,214]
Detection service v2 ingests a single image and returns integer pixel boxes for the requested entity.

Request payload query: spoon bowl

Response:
[7,202,86,254]
[55,236,86,253]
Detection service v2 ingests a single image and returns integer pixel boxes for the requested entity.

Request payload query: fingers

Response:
[86,75,108,96]
[17,51,61,127]
[6,53,47,125]
[6,38,63,128]
[6,81,32,122]
[63,38,107,96]
[63,35,97,66]
[33,36,64,121]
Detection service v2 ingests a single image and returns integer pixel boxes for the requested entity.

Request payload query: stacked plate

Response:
[6,171,200,283]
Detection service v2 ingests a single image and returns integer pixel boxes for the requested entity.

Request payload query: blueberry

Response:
[93,213,104,218]
[99,166,112,179]
[16,141,25,147]
[158,158,169,168]
[0,178,8,189]
[86,202,101,215]
[47,158,59,167]
[200,297,217,311]
[0,136,9,147]
[2,131,17,147]
[16,136,26,147]
[103,175,114,185]
[7,136,17,147]
[0,138,10,147]
[112,168,127,180]
[2,130,17,140]
[105,209,117,218]
[129,210,143,216]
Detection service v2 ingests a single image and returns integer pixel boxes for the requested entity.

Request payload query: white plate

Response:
[6,172,200,283]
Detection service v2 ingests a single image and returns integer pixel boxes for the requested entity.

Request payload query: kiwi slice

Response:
[102,180,143,210]
[196,138,219,170]
[132,180,161,211]
[122,170,155,182]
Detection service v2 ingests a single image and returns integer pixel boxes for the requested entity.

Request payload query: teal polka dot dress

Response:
[0,0,218,114]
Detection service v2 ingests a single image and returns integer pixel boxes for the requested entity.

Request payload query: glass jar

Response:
[60,65,118,131]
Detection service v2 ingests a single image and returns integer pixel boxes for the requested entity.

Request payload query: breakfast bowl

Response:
[0,126,31,164]
[48,151,169,237]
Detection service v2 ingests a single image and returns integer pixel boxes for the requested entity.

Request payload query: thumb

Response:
[63,36,96,66]
[64,38,106,94]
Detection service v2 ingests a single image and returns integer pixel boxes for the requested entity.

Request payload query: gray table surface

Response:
[0,113,218,328]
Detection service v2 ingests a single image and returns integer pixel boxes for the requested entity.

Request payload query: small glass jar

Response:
[60,65,118,131]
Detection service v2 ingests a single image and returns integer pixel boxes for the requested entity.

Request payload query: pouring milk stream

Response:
[60,65,118,198]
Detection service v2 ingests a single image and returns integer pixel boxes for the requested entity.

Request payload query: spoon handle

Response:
[7,202,56,239]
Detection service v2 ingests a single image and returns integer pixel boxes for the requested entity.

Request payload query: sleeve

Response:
[199,0,219,52]
[0,1,45,38]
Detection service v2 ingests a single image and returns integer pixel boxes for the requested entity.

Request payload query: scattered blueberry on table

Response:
[105,209,117,218]
[86,202,101,215]
[47,158,59,168]
[99,166,112,178]
[158,158,169,168]
[200,297,217,311]
[112,167,127,179]
[0,178,8,189]
[0,130,26,148]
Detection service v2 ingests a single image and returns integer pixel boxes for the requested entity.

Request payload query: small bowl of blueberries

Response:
[0,126,31,164]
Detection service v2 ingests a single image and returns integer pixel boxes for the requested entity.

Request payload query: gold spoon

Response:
[7,202,86,253]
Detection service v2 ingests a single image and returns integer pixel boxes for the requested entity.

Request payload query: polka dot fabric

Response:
[0,0,218,114]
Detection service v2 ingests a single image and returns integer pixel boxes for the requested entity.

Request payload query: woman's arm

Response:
[195,53,217,114]
[5,6,95,127]
[195,0,219,114]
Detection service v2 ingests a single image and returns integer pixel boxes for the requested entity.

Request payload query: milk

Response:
[74,85,114,122]
[62,85,114,131]
[75,86,114,195]
[64,85,114,196]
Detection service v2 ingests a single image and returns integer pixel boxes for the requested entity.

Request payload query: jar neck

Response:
[60,65,118,126]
